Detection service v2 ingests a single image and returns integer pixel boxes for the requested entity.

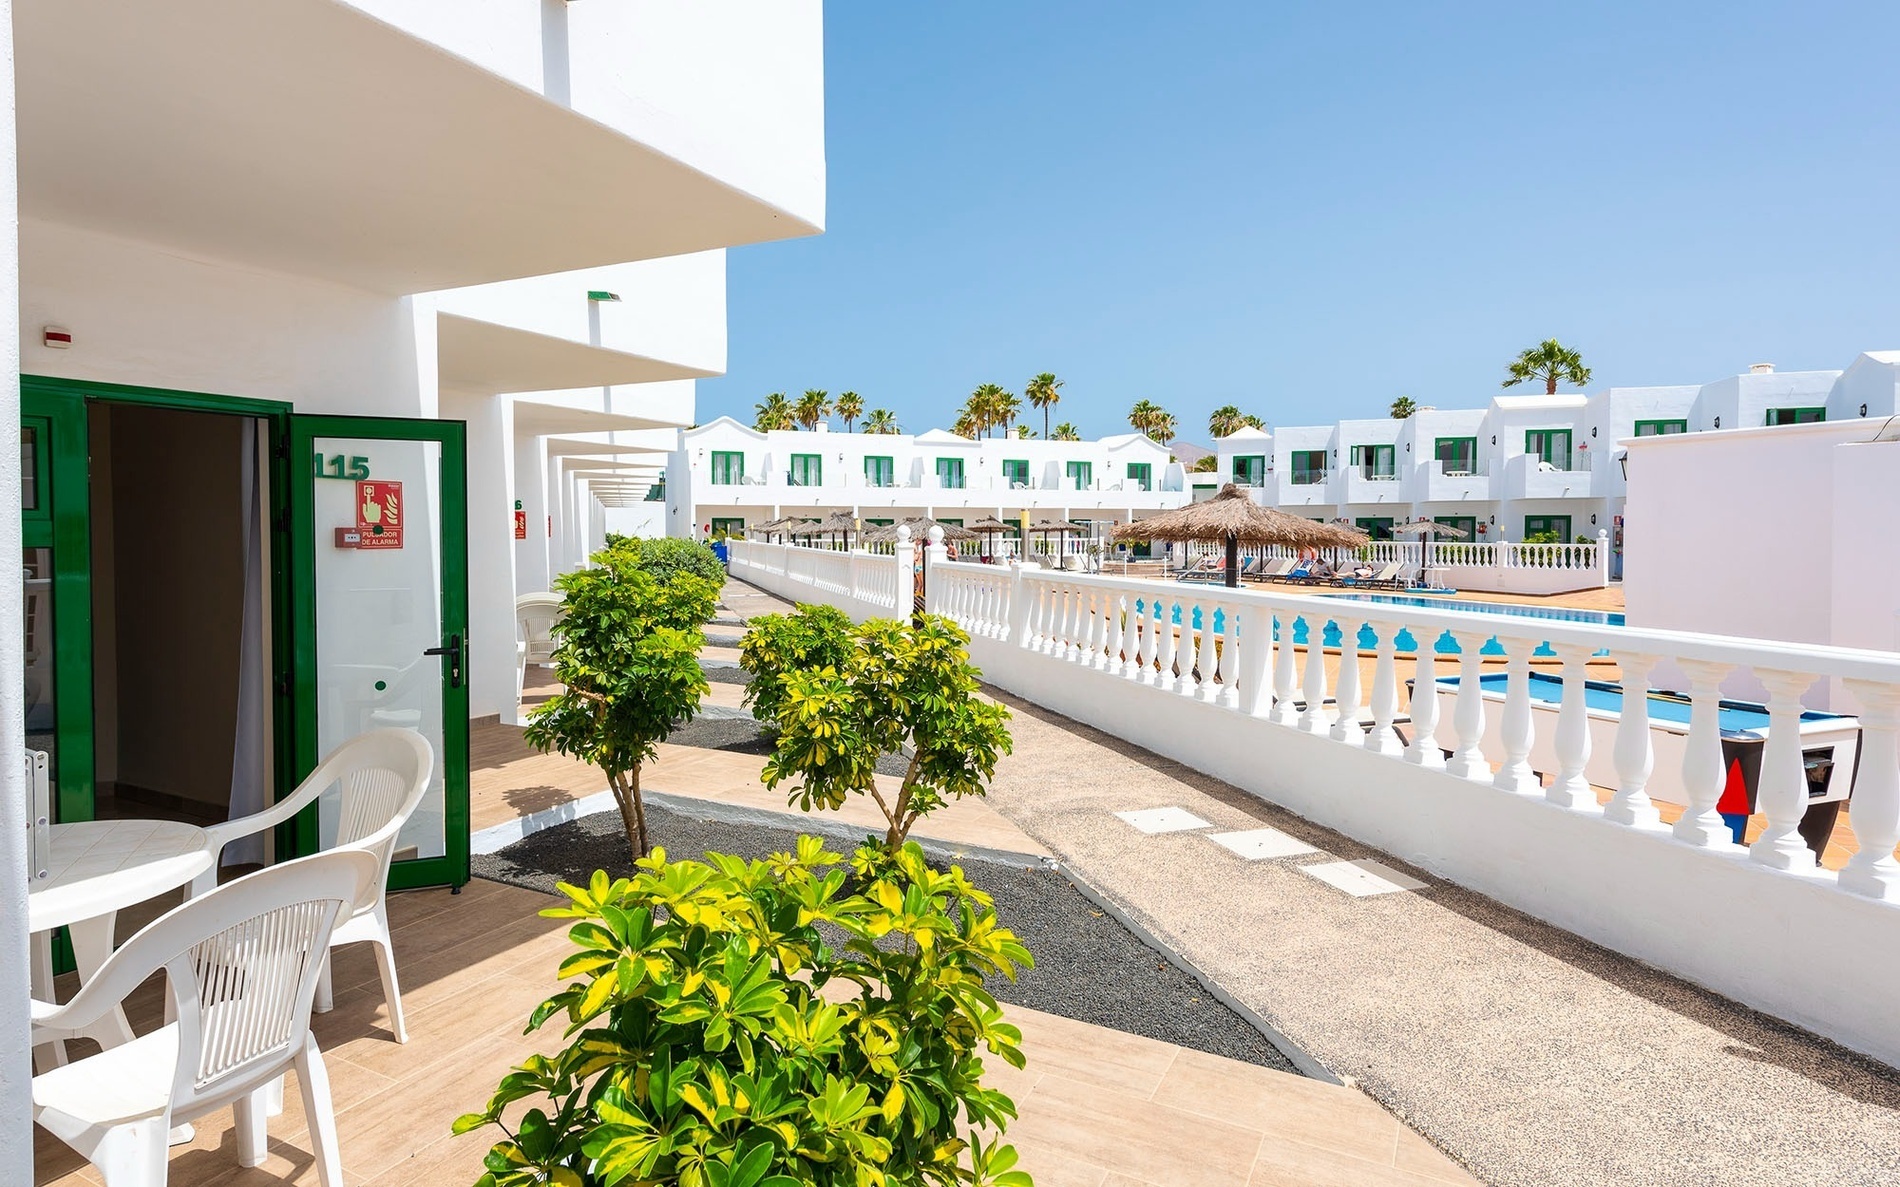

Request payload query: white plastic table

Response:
[28,818,213,1063]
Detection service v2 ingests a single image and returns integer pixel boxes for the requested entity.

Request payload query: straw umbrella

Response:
[1392,517,1467,575]
[966,514,1012,562]
[863,516,980,546]
[1025,517,1086,565]
[1114,484,1367,588]
[816,509,858,550]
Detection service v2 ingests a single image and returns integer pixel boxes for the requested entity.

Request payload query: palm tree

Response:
[1242,413,1266,430]
[952,411,979,439]
[862,408,900,434]
[1389,396,1418,419]
[793,388,832,430]
[1025,372,1063,439]
[1209,404,1248,438]
[835,391,864,432]
[964,383,1005,438]
[753,392,794,432]
[994,389,1023,437]
[1050,422,1080,441]
[1014,424,1035,439]
[1128,400,1175,445]
[1504,340,1592,395]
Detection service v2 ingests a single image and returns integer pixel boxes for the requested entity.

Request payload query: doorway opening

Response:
[86,402,275,865]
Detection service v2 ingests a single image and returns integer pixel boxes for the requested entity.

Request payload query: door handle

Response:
[424,633,463,689]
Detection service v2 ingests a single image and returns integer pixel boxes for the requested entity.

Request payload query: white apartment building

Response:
[1213,359,1862,560]
[3,0,825,921]
[669,417,1184,545]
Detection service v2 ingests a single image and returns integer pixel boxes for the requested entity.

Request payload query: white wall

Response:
[1830,440,1900,655]
[21,218,435,416]
[442,390,519,722]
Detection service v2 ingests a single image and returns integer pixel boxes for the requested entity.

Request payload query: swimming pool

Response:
[1132,595,1618,657]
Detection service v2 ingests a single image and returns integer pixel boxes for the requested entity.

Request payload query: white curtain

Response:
[225,419,270,866]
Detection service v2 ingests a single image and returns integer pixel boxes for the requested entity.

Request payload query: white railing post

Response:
[1838,680,1900,900]
[1137,595,1162,686]
[1602,652,1662,828]
[1155,596,1179,692]
[1492,635,1540,795]
[1749,669,1820,872]
[1199,603,1224,704]
[1214,603,1239,709]
[1446,631,1490,780]
[1271,611,1299,725]
[1546,643,1598,810]
[1119,593,1142,680]
[1404,630,1445,769]
[1087,588,1111,670]
[894,527,915,615]
[1331,617,1365,745]
[1238,604,1271,716]
[1175,598,1200,696]
[1298,614,1331,735]
[1366,621,1403,757]
[1669,658,1732,843]
[1596,528,1611,588]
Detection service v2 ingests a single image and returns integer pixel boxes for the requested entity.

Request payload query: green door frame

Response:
[288,414,470,890]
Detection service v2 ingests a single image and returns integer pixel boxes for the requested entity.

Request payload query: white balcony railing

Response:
[729,538,1900,1066]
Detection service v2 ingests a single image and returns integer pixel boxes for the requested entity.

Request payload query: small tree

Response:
[1389,396,1418,418]
[747,612,1012,851]
[835,390,865,432]
[1504,339,1591,394]
[525,542,717,857]
[739,603,856,729]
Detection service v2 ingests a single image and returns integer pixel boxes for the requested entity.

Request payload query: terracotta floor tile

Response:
[1154,1047,1400,1164]
[1010,1072,1262,1187]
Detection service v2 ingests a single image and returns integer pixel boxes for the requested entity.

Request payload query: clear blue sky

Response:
[698,1,1900,444]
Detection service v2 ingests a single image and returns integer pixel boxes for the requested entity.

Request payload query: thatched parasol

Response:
[753,516,797,540]
[966,514,1012,562]
[1392,518,1468,539]
[814,509,859,549]
[1023,517,1086,563]
[1114,484,1367,587]
[863,516,980,546]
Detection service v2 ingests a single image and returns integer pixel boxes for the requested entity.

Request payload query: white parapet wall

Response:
[732,538,1900,1068]
[1184,533,1612,596]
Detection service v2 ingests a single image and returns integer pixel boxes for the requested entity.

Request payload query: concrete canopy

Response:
[439,314,716,396]
[17,0,822,295]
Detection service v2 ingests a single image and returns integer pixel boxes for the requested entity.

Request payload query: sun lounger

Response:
[1246,557,1293,582]
[1270,561,1316,584]
[1174,556,1224,583]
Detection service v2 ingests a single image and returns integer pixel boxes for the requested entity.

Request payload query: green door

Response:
[289,416,470,889]
[22,388,94,826]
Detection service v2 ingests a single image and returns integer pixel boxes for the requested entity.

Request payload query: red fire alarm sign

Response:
[514,509,527,540]
[355,480,403,549]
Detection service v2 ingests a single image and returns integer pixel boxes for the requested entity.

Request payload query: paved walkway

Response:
[978,690,1900,1186]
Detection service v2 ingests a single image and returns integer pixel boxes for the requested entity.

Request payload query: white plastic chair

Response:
[516,592,565,705]
[193,728,434,1043]
[32,849,378,1187]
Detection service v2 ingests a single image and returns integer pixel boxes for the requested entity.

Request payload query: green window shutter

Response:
[710,451,745,485]
[1126,462,1152,491]
[863,455,893,486]
[936,458,964,488]
[1002,459,1029,487]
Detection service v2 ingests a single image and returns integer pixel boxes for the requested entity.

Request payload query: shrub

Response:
[738,604,857,729]
[454,838,1035,1187]
[604,535,728,590]
[525,543,717,856]
[749,613,1012,852]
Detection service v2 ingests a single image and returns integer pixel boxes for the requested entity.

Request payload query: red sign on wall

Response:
[514,509,528,540]
[356,480,404,549]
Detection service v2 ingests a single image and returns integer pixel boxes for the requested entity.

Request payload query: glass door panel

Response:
[290,417,468,889]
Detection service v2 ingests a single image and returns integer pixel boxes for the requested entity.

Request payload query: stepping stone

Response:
[1299,858,1427,898]
[1115,807,1213,834]
[1207,827,1317,861]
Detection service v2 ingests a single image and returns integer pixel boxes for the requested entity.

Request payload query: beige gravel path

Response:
[978,691,1900,1187]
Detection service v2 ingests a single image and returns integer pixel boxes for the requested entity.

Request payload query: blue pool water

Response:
[1131,596,1621,658]
[1449,672,1847,731]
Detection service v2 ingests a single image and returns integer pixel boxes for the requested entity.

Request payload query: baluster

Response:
[1492,635,1540,794]
[1236,604,1270,716]
[1331,618,1365,745]
[1155,597,1179,692]
[1546,643,1598,810]
[1749,669,1819,871]
[1077,586,1100,665]
[1404,631,1445,768]
[1839,679,1900,899]
[1214,604,1240,709]
[1298,615,1331,734]
[1271,610,1300,725]
[1087,589,1110,670]
[1200,603,1225,704]
[1366,621,1403,756]
[1023,582,1046,651]
[1119,594,1142,679]
[1137,598,1161,685]
[1176,599,1201,695]
[1603,653,1664,828]
[1041,585,1064,656]
[1061,584,1084,661]
[1445,631,1491,780]
[1667,658,1729,840]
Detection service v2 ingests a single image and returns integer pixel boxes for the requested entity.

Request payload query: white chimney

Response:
[1749,362,1775,374]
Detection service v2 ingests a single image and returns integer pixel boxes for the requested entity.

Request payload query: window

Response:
[1633,419,1687,437]
[1355,516,1395,541]
[710,517,745,539]
[710,450,744,485]
[863,518,894,527]
[1002,458,1030,488]
[1434,437,1478,474]
[939,518,964,528]
[1525,429,1572,470]
[1350,444,1396,479]
[1066,460,1093,488]
[1232,455,1266,486]
[936,457,965,489]
[788,453,823,487]
[1432,516,1477,539]
[1523,515,1572,543]
[863,455,894,487]
[1125,462,1153,491]
[1765,407,1825,426]
[1290,449,1328,485]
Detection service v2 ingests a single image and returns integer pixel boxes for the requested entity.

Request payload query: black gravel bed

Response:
[474,806,1302,1077]
[665,714,775,755]
[705,633,748,648]
[699,662,753,683]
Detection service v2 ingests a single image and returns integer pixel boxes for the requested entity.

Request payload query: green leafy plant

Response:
[1389,396,1418,419]
[1503,338,1591,394]
[738,604,857,731]
[454,838,1035,1187]
[747,612,1012,852]
[600,536,728,589]
[525,542,717,856]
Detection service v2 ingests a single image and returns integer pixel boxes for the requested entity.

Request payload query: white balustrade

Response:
[743,543,1900,907]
